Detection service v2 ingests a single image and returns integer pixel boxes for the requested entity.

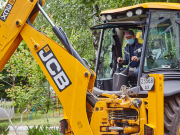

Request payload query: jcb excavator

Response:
[0,0,180,135]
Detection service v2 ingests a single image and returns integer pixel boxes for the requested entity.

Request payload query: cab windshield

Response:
[144,11,180,71]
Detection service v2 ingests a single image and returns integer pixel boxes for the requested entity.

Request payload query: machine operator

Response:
[117,30,143,79]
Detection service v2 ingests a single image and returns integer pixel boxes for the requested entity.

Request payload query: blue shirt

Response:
[122,38,143,68]
[129,43,140,68]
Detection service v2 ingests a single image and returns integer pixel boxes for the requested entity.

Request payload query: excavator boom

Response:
[0,0,96,134]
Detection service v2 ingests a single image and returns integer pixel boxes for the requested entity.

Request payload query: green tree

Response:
[0,41,50,134]
[4,40,50,110]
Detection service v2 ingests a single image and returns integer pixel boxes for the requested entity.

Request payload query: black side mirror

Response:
[177,58,180,64]
[177,58,180,69]
[175,18,180,25]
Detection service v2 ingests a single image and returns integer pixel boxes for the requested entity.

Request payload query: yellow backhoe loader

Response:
[0,0,179,135]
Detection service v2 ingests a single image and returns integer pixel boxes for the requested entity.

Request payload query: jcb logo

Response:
[0,0,16,22]
[38,45,72,92]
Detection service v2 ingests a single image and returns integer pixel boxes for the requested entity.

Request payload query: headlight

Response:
[107,15,112,21]
[135,9,143,15]
[126,11,133,17]
[101,15,106,21]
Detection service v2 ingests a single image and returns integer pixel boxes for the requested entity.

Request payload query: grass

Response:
[0,109,63,127]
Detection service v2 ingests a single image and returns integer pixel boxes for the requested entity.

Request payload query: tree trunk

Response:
[46,112,49,125]
[46,82,50,125]
[2,107,27,135]
[92,4,100,66]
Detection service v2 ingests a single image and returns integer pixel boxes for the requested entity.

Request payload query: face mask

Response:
[126,38,134,45]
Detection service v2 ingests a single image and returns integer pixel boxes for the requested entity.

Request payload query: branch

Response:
[9,106,12,116]
[7,76,13,81]
[1,79,13,87]
[2,107,19,135]
[80,46,86,56]
[40,81,46,91]
[16,107,28,129]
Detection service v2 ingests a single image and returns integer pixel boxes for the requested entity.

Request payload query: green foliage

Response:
[27,125,60,135]
[27,125,41,135]
[34,0,96,67]
[0,41,52,123]
[50,127,61,135]
[0,70,11,99]
[0,42,53,122]
[0,123,9,135]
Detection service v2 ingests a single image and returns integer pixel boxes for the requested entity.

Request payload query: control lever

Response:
[116,60,132,75]
[121,61,132,76]
[116,61,121,73]
[116,60,123,73]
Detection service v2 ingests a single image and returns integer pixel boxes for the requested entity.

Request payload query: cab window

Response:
[96,29,113,79]
[144,11,180,71]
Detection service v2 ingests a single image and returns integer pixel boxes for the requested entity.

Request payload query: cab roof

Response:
[100,2,180,15]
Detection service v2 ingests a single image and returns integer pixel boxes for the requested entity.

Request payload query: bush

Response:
[27,125,41,135]
[27,125,60,135]
[0,123,9,135]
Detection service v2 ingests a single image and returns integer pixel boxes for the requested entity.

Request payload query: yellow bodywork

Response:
[0,0,166,135]
[90,98,147,135]
[148,74,164,135]
[88,74,164,135]
[20,23,94,134]
[0,0,39,71]
[101,2,180,15]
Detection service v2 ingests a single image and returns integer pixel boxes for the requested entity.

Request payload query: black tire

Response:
[164,95,180,135]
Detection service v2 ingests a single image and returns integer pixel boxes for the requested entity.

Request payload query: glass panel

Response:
[144,11,180,71]
[96,29,113,79]
[96,28,143,79]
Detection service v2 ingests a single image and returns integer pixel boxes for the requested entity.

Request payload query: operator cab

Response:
[91,9,146,91]
[92,3,180,95]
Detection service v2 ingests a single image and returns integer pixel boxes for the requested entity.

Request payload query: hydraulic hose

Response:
[86,90,99,108]
[36,2,94,77]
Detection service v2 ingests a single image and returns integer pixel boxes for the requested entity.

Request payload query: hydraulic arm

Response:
[0,0,95,134]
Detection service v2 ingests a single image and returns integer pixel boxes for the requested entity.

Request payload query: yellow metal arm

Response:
[0,0,95,134]
[0,0,39,72]
[20,23,94,134]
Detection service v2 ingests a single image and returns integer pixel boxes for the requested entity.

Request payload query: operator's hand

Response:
[117,57,123,64]
[131,56,139,62]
